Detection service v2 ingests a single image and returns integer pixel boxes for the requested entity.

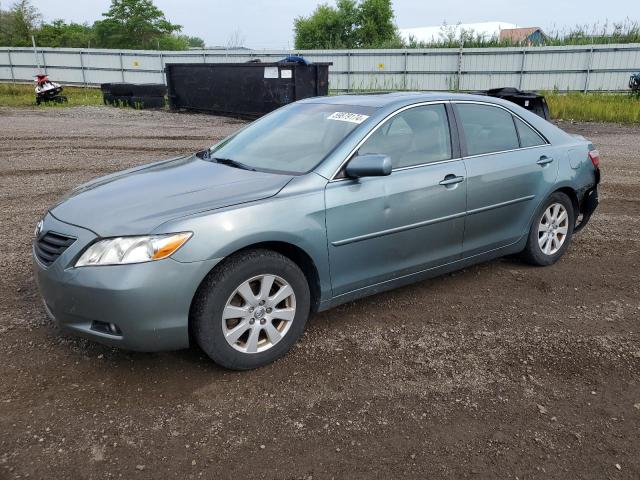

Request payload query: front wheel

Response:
[521,192,575,266]
[192,249,311,370]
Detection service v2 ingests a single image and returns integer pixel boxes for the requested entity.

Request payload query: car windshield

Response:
[209,103,378,174]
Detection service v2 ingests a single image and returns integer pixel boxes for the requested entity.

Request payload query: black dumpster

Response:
[100,83,166,108]
[480,87,550,120]
[165,61,331,118]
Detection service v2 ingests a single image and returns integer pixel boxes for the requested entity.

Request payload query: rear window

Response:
[456,104,519,156]
[514,116,546,148]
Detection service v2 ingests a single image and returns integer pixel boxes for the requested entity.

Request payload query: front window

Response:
[209,103,377,174]
[358,103,452,169]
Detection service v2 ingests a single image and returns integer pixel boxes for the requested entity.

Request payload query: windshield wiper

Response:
[211,157,257,171]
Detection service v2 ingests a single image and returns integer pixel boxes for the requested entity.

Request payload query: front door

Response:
[325,103,467,297]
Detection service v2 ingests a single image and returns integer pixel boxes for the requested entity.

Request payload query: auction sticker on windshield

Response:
[327,112,370,124]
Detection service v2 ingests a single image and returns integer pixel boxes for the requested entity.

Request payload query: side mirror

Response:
[345,154,392,178]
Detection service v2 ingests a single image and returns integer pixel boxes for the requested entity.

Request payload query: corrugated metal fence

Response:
[1,44,639,92]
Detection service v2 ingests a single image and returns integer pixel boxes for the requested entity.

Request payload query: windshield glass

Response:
[209,103,377,174]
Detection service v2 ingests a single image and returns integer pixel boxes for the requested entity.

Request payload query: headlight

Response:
[75,232,192,267]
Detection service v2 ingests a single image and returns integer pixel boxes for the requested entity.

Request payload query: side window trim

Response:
[512,114,523,148]
[452,100,550,158]
[448,101,468,158]
[445,102,462,160]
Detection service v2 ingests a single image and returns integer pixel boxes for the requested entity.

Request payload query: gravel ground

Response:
[0,106,638,480]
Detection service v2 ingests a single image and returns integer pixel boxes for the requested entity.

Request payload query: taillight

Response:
[588,150,600,169]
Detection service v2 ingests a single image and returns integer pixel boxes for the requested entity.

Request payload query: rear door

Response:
[325,103,467,297]
[454,102,559,256]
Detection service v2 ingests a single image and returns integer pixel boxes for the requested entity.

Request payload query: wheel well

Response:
[248,242,322,313]
[189,242,322,327]
[555,187,579,216]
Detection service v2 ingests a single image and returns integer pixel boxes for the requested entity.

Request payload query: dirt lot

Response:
[0,106,638,480]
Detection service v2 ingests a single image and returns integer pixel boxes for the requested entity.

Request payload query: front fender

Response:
[153,174,332,301]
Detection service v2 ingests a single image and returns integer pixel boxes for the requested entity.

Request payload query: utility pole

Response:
[32,35,42,73]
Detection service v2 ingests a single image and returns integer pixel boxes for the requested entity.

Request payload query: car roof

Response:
[300,91,502,109]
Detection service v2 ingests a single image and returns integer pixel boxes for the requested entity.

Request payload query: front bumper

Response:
[33,213,220,351]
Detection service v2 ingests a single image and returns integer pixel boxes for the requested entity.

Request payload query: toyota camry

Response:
[33,92,600,370]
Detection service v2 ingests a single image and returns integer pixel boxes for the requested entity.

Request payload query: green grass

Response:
[4,81,638,124]
[545,92,640,123]
[333,89,640,123]
[0,83,103,107]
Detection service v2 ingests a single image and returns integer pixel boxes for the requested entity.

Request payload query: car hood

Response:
[51,154,294,237]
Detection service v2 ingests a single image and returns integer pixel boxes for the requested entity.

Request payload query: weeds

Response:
[406,18,640,48]
[0,83,103,107]
[544,92,640,123]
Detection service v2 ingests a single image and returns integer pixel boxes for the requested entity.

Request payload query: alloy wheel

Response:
[538,202,569,255]
[221,274,296,354]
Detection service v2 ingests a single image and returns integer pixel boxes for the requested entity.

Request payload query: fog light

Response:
[91,321,122,336]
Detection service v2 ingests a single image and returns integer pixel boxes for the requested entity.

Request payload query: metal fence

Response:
[1,44,639,92]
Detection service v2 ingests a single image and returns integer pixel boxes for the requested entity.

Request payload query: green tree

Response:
[36,20,94,48]
[294,0,398,49]
[0,9,12,46]
[187,36,205,48]
[355,0,399,47]
[0,0,41,46]
[93,0,183,49]
[156,33,189,50]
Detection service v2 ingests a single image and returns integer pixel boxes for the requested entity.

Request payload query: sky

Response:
[24,0,640,49]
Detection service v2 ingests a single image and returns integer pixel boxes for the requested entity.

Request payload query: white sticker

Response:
[280,69,292,79]
[524,100,530,107]
[264,66,279,79]
[327,112,370,124]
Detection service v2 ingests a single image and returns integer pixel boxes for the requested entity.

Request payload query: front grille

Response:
[34,231,76,267]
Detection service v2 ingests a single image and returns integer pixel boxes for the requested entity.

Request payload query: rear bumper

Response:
[574,185,599,233]
[33,213,220,352]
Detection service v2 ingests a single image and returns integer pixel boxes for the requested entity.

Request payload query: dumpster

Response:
[165,60,332,118]
[480,87,550,120]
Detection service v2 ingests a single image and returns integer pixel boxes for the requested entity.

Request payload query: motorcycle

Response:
[630,72,640,95]
[35,74,68,105]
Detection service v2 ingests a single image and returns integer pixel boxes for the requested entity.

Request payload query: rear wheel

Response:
[192,249,310,370]
[521,192,575,266]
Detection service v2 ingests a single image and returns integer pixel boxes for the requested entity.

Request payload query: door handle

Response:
[536,155,554,166]
[439,175,465,186]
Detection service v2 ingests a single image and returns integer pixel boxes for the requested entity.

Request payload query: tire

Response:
[107,83,134,96]
[130,84,167,97]
[192,249,311,370]
[129,95,165,109]
[521,191,575,266]
[103,94,130,106]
